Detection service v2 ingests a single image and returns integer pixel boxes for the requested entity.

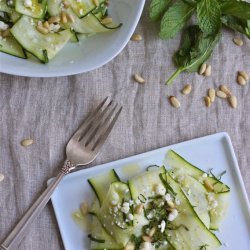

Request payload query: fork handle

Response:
[0,160,76,250]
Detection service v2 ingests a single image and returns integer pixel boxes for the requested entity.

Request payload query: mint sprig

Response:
[149,0,250,85]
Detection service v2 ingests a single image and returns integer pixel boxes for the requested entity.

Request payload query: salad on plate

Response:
[0,0,121,63]
[76,150,230,250]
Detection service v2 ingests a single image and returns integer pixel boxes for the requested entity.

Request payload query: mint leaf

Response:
[222,15,250,39]
[166,26,220,84]
[149,0,171,21]
[160,0,194,39]
[221,0,250,20]
[197,0,221,34]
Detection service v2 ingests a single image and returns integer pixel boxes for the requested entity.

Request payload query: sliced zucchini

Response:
[166,150,230,193]
[97,181,133,247]
[128,166,166,200]
[88,169,120,206]
[209,192,230,230]
[68,0,105,18]
[0,0,14,13]
[0,32,26,58]
[11,15,72,62]
[47,0,61,16]
[90,216,124,250]
[63,8,121,34]
[164,173,221,249]
[15,0,47,18]
[169,169,210,228]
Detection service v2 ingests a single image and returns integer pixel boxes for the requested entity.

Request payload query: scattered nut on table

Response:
[169,96,181,108]
[181,84,192,95]
[216,90,227,99]
[0,173,4,182]
[219,85,231,97]
[208,88,215,102]
[233,38,244,47]
[229,96,237,109]
[134,74,145,84]
[131,33,142,41]
[21,139,34,147]
[204,96,211,107]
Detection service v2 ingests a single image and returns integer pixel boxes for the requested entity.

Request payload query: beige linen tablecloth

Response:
[0,2,249,250]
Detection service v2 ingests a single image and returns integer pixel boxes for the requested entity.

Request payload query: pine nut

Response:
[181,84,192,95]
[204,65,212,77]
[43,21,50,29]
[61,11,68,24]
[93,0,99,6]
[124,243,135,250]
[48,16,61,24]
[101,17,113,25]
[219,85,231,97]
[229,96,237,109]
[66,13,75,23]
[216,90,227,99]
[131,33,142,41]
[238,71,249,81]
[199,63,207,75]
[167,200,175,208]
[204,96,211,107]
[204,178,214,192]
[208,88,215,102]
[135,204,144,214]
[21,139,34,147]
[148,226,156,237]
[169,96,181,108]
[134,74,145,84]
[2,29,10,37]
[36,25,49,35]
[0,173,4,182]
[142,235,152,242]
[233,38,243,46]
[63,1,70,8]
[237,75,246,86]
[80,202,88,215]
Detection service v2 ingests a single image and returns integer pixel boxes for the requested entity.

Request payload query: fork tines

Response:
[73,97,122,152]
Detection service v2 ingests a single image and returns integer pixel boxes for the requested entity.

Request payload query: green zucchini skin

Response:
[88,169,120,206]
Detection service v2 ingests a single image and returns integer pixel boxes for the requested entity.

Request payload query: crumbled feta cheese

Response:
[0,21,8,31]
[175,198,180,205]
[210,200,218,209]
[8,0,13,5]
[129,200,134,205]
[139,242,154,250]
[127,213,134,221]
[79,8,83,15]
[49,23,60,33]
[147,212,153,219]
[168,209,178,221]
[24,0,32,8]
[160,220,166,233]
[135,198,141,205]
[155,184,165,196]
[202,173,208,178]
[164,193,172,201]
[121,202,130,214]
[163,241,168,246]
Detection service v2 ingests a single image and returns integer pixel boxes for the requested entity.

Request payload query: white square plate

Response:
[0,0,145,77]
[50,132,250,250]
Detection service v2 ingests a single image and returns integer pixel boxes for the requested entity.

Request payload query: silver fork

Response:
[0,97,122,250]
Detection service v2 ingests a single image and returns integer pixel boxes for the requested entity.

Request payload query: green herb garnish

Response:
[150,0,250,84]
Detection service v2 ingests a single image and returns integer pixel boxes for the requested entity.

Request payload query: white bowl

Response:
[0,0,145,77]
